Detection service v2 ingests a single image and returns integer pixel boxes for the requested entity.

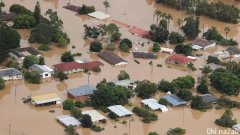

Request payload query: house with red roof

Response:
[166,54,193,66]
[53,61,104,74]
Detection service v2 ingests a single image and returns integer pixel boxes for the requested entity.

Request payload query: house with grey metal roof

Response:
[132,51,158,59]
[164,95,187,107]
[67,85,97,101]
[141,98,168,112]
[192,39,216,51]
[113,79,137,89]
[0,68,22,81]
[56,115,81,127]
[107,105,133,117]
[98,51,128,66]
[29,64,54,79]
[199,94,217,103]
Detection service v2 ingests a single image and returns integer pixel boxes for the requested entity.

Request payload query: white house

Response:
[113,79,137,89]
[192,39,216,51]
[29,64,54,79]
[160,47,174,54]
[0,68,23,81]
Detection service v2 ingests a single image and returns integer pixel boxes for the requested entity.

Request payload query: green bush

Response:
[167,127,186,135]
[13,14,36,29]
[158,98,168,106]
[70,107,82,119]
[132,107,158,123]
[81,114,93,128]
[176,90,193,101]
[92,67,101,72]
[10,4,32,15]
[0,78,5,90]
[106,43,116,50]
[78,4,95,14]
[90,41,102,52]
[152,43,161,52]
[118,70,130,80]
[75,101,85,108]
[24,70,41,84]
[215,109,237,128]
[62,99,75,110]
[169,32,185,44]
[38,44,51,51]
[191,96,212,111]
[91,125,103,132]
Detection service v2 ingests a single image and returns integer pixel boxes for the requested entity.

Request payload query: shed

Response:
[107,105,133,117]
[31,93,62,106]
[29,64,54,79]
[56,115,81,127]
[164,95,187,107]
[192,39,216,50]
[160,47,174,54]
[88,11,111,20]
[67,85,97,101]
[0,68,22,81]
[82,110,107,123]
[132,51,158,59]
[98,51,128,66]
[113,79,137,89]
[199,94,217,103]
[141,98,168,112]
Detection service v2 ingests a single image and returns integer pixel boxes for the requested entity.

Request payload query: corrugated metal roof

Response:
[30,64,53,74]
[107,105,133,117]
[68,85,97,97]
[199,94,217,103]
[82,110,107,123]
[31,93,61,105]
[141,98,168,112]
[56,115,81,127]
[164,95,187,107]
[0,68,22,78]
[113,80,136,88]
[132,51,158,59]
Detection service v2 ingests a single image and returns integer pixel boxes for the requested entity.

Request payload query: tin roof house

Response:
[0,68,23,81]
[29,64,54,79]
[192,39,216,51]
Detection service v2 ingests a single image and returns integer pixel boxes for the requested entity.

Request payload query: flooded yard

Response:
[0,0,240,135]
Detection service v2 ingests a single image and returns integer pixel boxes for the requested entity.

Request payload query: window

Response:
[45,74,49,77]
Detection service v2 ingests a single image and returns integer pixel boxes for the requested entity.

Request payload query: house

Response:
[200,63,225,71]
[53,61,104,74]
[160,47,174,54]
[67,85,97,101]
[88,11,111,20]
[29,64,54,79]
[132,51,158,59]
[214,51,230,59]
[113,79,137,89]
[56,115,81,127]
[107,105,133,117]
[199,94,217,103]
[82,110,107,123]
[0,68,22,81]
[0,13,17,22]
[232,123,240,132]
[98,51,128,66]
[226,47,240,58]
[192,39,216,51]
[141,98,168,112]
[164,95,187,107]
[31,93,62,106]
[166,54,193,66]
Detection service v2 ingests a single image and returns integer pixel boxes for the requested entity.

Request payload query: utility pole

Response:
[9,124,11,135]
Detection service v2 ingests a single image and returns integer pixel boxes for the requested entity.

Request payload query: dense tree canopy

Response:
[150,19,169,43]
[34,2,41,24]
[174,44,192,56]
[10,4,32,15]
[158,79,178,94]
[191,96,212,110]
[215,109,237,128]
[78,4,95,14]
[206,56,220,64]
[172,76,195,89]
[24,70,41,84]
[118,70,130,80]
[61,51,74,62]
[90,41,102,52]
[135,80,158,99]
[181,16,200,39]
[81,114,93,128]
[13,14,36,29]
[176,90,193,101]
[23,55,39,68]
[169,32,185,44]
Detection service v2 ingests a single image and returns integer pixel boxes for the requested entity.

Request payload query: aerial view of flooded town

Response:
[1,0,240,135]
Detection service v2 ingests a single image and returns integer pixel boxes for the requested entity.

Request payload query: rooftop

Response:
[31,93,61,105]
[88,11,111,20]
[192,39,215,47]
[226,46,240,55]
[113,79,136,88]
[199,94,217,103]
[80,61,104,70]
[82,110,107,123]
[166,54,192,64]
[10,47,41,58]
[141,98,168,112]
[53,62,82,71]
[164,95,187,107]
[98,51,127,65]
[107,105,133,117]
[30,64,53,74]
[68,85,97,97]
[0,68,22,78]
[132,51,158,59]
[56,115,81,127]
[0,13,17,21]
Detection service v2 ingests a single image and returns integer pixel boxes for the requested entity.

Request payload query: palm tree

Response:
[177,18,183,31]
[103,0,110,14]
[154,10,162,25]
[224,26,230,39]
[165,14,172,30]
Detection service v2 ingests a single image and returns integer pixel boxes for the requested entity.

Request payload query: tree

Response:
[224,27,230,39]
[64,125,79,135]
[196,80,209,94]
[174,43,192,56]
[119,42,129,52]
[176,90,193,101]
[158,79,178,94]
[91,83,131,107]
[56,71,68,81]
[120,38,132,48]
[70,107,82,119]
[7,59,19,69]
[63,99,75,110]
[148,132,158,135]
[191,96,212,110]
[78,4,95,14]
[23,55,39,68]
[167,128,186,135]
[158,98,168,106]
[24,70,41,84]
[10,4,32,15]
[152,43,161,52]
[201,66,212,77]
[45,9,63,31]
[13,14,36,29]
[61,51,74,62]
[105,23,121,42]
[149,19,169,43]
[181,16,200,39]
[135,80,158,99]
[90,41,102,52]
[172,76,195,89]
[0,22,20,63]
[0,78,5,90]
[103,0,110,14]
[215,109,237,128]
[81,114,93,128]
[206,56,220,64]
[169,32,185,44]
[33,1,41,24]
[38,56,45,65]
[203,27,223,42]
[187,62,196,71]
[118,70,130,80]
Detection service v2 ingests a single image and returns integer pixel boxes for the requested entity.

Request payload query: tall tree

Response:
[224,26,230,39]
[34,1,41,24]
[102,0,110,14]
[181,16,200,39]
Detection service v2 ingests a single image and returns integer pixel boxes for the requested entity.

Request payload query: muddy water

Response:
[1,0,240,135]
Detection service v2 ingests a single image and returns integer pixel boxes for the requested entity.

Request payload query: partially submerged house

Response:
[29,64,54,79]
[192,39,216,51]
[107,105,133,117]
[226,46,240,58]
[0,68,22,81]
[164,95,187,107]
[56,115,81,127]
[141,98,168,112]
[160,47,174,54]
[88,11,111,20]
[113,79,137,89]
[166,54,193,66]
[132,51,158,59]
[98,51,128,66]
[232,123,240,132]
[82,110,107,123]
[31,93,62,106]
[67,85,97,101]
[199,94,217,103]
[213,51,230,59]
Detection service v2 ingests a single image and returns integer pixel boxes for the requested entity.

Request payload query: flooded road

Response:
[0,0,240,135]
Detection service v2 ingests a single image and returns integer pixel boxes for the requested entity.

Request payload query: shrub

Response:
[176,90,193,101]
[158,98,168,106]
[152,43,161,52]
[167,127,186,135]
[63,99,75,110]
[108,112,118,119]
[218,96,240,109]
[215,109,237,128]
[70,107,82,119]
[64,125,79,135]
[106,43,115,50]
[190,96,212,111]
[207,56,220,64]
[81,114,93,128]
[78,4,95,14]
[90,41,102,52]
[118,70,130,80]
[55,71,68,81]
[92,67,101,72]
[38,44,51,51]
[119,42,129,52]
[7,59,19,69]
[24,70,41,84]
[13,14,36,29]
[23,55,39,68]
[91,125,103,132]
[132,107,158,123]
[0,78,5,90]
[120,38,132,48]
[196,81,209,94]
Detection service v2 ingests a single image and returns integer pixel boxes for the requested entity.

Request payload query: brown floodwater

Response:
[1,0,240,135]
